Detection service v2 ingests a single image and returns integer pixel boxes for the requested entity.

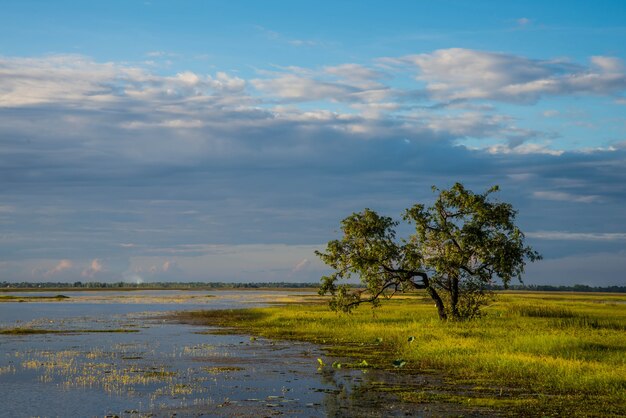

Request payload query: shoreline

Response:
[171,291,626,417]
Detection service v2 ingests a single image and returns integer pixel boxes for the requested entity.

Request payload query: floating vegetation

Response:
[152,383,200,397]
[181,343,215,356]
[0,295,69,302]
[16,347,187,398]
[1,328,57,335]
[317,358,325,369]
[392,359,407,368]
[0,328,139,335]
[202,366,245,374]
[0,364,16,374]
[143,370,177,378]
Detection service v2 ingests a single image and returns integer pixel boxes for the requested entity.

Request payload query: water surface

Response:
[0,290,494,417]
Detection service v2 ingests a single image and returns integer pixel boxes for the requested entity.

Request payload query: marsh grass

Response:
[0,328,139,335]
[12,342,218,402]
[202,366,245,374]
[178,291,626,417]
[0,294,69,302]
[509,303,577,318]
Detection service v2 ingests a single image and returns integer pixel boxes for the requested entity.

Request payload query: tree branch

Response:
[343,280,399,309]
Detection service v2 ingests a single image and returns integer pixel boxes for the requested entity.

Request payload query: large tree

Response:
[316,183,541,320]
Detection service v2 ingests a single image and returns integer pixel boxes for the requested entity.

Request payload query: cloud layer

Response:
[386,49,626,103]
[1,49,626,285]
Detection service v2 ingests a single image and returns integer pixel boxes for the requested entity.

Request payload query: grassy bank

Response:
[177,291,626,417]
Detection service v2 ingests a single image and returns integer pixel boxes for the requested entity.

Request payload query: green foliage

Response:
[317,183,541,320]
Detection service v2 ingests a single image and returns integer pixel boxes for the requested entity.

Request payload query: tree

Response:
[316,183,541,320]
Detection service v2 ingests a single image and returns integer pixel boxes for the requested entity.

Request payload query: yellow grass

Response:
[179,291,626,417]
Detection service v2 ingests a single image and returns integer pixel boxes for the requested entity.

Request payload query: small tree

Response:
[316,183,541,320]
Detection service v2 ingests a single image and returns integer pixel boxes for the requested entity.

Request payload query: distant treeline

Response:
[502,284,626,293]
[0,281,319,289]
[1,281,624,293]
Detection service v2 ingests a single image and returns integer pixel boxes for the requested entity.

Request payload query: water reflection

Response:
[0,290,490,417]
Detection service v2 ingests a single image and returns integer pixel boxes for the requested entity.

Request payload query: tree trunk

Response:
[413,273,448,320]
[427,286,448,320]
[450,277,460,320]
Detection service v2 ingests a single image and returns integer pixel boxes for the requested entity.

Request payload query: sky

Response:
[1,0,626,286]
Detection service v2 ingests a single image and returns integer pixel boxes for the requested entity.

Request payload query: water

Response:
[1,290,499,417]
[0,290,288,327]
[0,290,438,417]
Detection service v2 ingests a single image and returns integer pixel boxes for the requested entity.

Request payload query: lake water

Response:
[1,290,458,417]
[16,290,621,417]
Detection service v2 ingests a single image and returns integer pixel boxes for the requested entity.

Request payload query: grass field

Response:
[178,291,626,417]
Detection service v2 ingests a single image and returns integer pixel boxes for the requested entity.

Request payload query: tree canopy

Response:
[316,183,541,320]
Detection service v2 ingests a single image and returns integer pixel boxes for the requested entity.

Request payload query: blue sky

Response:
[1,1,626,285]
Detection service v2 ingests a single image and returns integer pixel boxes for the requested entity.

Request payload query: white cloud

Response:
[527,231,626,241]
[176,71,200,85]
[162,119,205,129]
[0,55,246,108]
[288,39,319,47]
[324,64,387,86]
[146,51,178,58]
[487,143,563,156]
[1,51,626,285]
[81,258,103,278]
[122,258,179,282]
[251,73,356,101]
[591,56,624,73]
[45,259,73,277]
[251,64,394,107]
[532,190,601,203]
[423,112,509,137]
[542,110,560,117]
[292,258,311,273]
[507,173,535,181]
[0,54,124,107]
[1,51,622,160]
[207,72,246,92]
[390,49,626,103]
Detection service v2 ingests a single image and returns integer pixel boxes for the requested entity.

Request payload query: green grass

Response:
[0,294,69,302]
[176,291,626,417]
